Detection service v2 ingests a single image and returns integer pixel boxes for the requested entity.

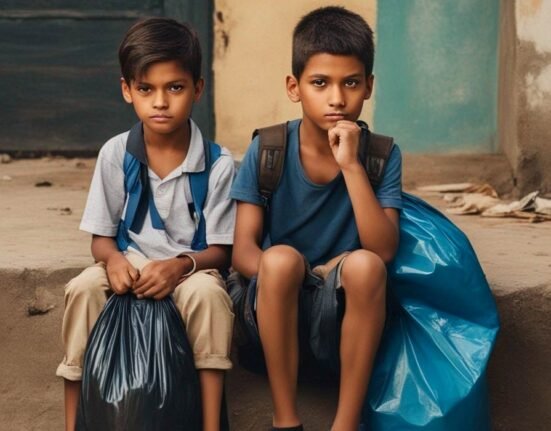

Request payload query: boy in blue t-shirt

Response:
[230,6,402,431]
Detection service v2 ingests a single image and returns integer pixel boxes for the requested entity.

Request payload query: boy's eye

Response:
[136,86,150,93]
[345,79,360,88]
[312,79,326,87]
[169,84,184,92]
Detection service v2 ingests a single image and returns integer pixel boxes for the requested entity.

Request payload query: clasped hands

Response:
[106,253,190,300]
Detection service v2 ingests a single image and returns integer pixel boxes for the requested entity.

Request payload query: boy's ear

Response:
[364,74,375,100]
[193,78,205,102]
[121,78,133,104]
[286,75,301,103]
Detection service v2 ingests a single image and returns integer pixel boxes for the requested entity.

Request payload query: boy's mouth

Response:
[150,114,172,122]
[325,112,347,120]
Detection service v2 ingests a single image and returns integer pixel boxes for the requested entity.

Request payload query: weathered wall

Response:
[0,1,215,153]
[213,1,376,157]
[214,1,550,195]
[374,0,500,153]
[497,0,518,172]
[500,0,551,195]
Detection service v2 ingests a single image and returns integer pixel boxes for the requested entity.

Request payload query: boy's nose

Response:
[153,92,168,109]
[329,86,345,107]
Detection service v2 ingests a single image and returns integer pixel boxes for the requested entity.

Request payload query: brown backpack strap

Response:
[365,133,394,188]
[253,122,288,200]
[253,121,393,200]
[357,122,394,188]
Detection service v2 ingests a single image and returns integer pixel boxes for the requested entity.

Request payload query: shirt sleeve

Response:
[229,136,266,206]
[375,144,403,209]
[204,149,237,245]
[79,139,126,236]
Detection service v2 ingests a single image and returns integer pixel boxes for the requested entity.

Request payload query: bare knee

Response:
[258,245,305,297]
[259,245,304,279]
[341,250,387,301]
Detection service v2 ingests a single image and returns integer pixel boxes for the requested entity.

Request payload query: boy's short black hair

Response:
[119,17,202,84]
[292,6,374,80]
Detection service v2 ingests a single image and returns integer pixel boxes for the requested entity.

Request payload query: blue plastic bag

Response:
[361,193,499,430]
[76,294,201,431]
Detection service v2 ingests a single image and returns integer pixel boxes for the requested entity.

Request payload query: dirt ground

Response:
[1,153,550,430]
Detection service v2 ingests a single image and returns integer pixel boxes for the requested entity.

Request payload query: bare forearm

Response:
[232,202,265,279]
[232,242,263,279]
[187,244,232,273]
[342,164,399,262]
[91,235,123,264]
[165,245,231,280]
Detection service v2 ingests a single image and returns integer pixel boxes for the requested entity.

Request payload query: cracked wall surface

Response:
[500,0,551,195]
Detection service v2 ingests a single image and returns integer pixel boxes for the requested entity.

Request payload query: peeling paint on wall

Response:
[214,1,233,58]
[525,64,551,109]
[512,0,551,194]
[516,0,551,53]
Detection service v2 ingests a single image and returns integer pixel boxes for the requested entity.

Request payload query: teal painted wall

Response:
[374,0,500,152]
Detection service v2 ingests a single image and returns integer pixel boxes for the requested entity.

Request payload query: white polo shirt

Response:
[80,119,236,259]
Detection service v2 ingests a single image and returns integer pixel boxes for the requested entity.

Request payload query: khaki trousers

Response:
[56,252,234,381]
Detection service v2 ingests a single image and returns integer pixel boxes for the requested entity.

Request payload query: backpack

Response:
[253,121,395,200]
[115,122,221,252]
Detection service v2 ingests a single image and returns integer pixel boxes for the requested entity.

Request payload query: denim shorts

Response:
[228,253,349,376]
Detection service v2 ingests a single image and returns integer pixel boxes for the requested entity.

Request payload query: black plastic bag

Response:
[76,293,201,431]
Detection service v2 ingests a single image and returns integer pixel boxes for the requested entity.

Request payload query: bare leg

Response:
[332,250,387,431]
[172,270,233,430]
[64,379,81,431]
[58,264,112,431]
[199,369,224,431]
[257,245,305,428]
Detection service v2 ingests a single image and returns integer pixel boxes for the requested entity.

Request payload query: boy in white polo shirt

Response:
[56,17,235,431]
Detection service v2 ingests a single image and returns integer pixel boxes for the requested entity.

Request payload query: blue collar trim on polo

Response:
[126,122,148,165]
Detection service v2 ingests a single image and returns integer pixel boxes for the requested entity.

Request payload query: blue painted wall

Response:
[374,0,500,152]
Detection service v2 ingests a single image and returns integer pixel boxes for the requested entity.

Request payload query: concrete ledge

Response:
[1,263,550,430]
[489,286,551,431]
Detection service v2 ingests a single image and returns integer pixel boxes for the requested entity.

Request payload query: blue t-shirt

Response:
[230,119,403,266]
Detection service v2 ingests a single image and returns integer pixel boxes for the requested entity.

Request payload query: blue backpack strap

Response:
[116,151,139,251]
[117,123,220,252]
[116,123,165,252]
[189,140,222,251]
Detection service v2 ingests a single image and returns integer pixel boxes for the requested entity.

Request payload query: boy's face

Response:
[121,60,203,137]
[286,53,373,132]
